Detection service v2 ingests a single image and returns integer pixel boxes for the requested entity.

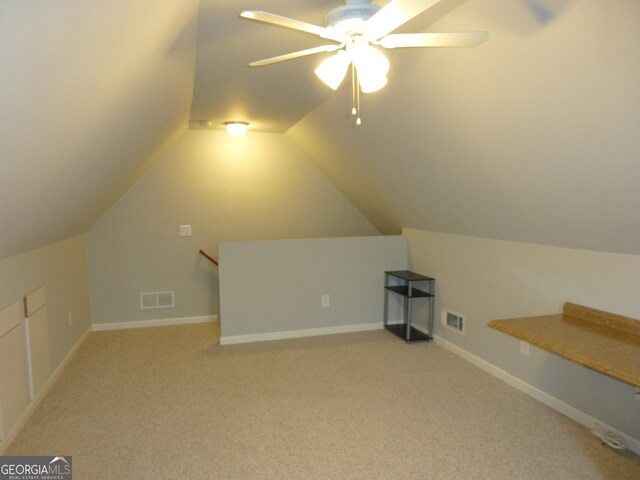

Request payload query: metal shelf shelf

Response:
[384,270,435,343]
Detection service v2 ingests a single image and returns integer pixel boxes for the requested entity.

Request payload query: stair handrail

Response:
[199,249,218,266]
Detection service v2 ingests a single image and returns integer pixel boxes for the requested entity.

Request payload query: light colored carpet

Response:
[6,323,639,479]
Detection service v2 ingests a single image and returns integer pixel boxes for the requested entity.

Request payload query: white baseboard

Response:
[92,315,218,331]
[220,322,383,345]
[0,326,92,455]
[433,335,640,455]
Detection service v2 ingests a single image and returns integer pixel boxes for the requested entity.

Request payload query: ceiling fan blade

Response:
[379,31,489,48]
[365,0,443,41]
[248,45,342,67]
[240,10,342,42]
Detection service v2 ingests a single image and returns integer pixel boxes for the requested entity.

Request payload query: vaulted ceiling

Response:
[0,0,200,258]
[288,0,640,254]
[191,0,341,133]
[189,0,461,132]
[1,0,639,259]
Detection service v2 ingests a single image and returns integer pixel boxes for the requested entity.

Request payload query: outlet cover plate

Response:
[321,294,330,307]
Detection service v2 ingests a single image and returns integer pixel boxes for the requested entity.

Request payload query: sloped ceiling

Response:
[189,0,463,132]
[288,0,640,255]
[2,0,638,260]
[190,0,341,133]
[0,0,199,259]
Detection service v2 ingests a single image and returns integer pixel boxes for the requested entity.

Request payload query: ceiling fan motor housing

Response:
[324,0,381,29]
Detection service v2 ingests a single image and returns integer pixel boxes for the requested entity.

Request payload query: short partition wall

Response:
[218,236,408,344]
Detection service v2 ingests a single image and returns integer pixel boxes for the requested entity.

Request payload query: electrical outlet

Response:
[68,311,73,327]
[520,340,530,356]
[321,294,330,307]
[179,225,192,237]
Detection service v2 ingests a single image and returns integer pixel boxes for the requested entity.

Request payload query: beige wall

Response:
[87,129,379,325]
[0,235,92,369]
[404,227,640,443]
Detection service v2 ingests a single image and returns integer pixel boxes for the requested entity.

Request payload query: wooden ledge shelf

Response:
[488,303,640,388]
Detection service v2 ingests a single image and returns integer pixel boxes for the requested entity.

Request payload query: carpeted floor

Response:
[6,323,640,479]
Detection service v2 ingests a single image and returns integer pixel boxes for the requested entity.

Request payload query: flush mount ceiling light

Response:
[224,121,249,136]
[240,0,488,126]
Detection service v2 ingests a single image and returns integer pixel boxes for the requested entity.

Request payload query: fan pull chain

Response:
[351,63,357,117]
[356,75,361,126]
[351,63,362,126]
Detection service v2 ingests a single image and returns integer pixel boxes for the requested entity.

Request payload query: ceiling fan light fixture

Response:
[358,72,388,93]
[315,50,351,90]
[240,1,489,126]
[224,121,249,136]
[352,45,389,93]
[353,44,389,76]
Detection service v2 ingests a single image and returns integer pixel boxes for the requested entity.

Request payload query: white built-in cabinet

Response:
[0,302,29,442]
[0,287,51,445]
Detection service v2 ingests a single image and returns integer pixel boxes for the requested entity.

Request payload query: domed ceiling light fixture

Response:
[240,0,488,126]
[224,121,250,136]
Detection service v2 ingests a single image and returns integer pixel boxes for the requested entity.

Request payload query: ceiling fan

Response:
[241,0,488,125]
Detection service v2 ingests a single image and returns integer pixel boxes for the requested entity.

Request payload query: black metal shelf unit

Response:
[383,270,435,343]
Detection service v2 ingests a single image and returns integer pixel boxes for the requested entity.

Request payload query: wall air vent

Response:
[140,291,175,310]
[442,308,465,335]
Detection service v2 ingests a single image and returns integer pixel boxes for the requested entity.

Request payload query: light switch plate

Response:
[179,225,192,237]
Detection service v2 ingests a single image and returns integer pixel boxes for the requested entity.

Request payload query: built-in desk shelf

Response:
[384,270,435,343]
[489,302,640,388]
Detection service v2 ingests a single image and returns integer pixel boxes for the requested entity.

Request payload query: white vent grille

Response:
[442,309,465,334]
[140,291,175,310]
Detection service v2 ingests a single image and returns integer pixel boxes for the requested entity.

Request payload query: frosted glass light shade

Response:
[354,46,389,93]
[315,50,351,90]
[358,73,388,93]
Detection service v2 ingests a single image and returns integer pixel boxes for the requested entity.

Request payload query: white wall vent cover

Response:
[140,291,175,310]
[442,308,465,335]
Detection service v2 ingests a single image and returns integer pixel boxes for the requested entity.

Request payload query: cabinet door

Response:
[25,307,51,400]
[0,302,30,441]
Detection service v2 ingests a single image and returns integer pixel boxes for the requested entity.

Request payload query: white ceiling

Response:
[288,0,640,255]
[189,0,462,133]
[1,0,638,260]
[190,0,341,133]
[0,0,200,258]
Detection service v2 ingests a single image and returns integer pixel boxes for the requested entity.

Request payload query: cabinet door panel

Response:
[0,302,29,441]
